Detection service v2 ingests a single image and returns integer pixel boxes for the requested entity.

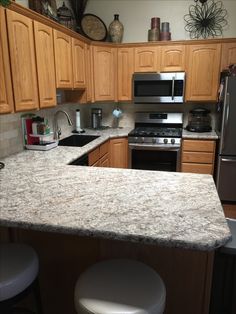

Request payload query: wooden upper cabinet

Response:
[53,30,73,89]
[93,46,117,102]
[34,21,56,108]
[72,38,86,89]
[161,45,185,72]
[0,8,14,114]
[6,10,39,111]
[185,44,221,102]
[85,44,94,103]
[221,42,236,71]
[134,46,161,72]
[117,47,134,101]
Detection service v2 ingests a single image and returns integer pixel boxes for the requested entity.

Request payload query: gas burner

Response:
[128,112,183,147]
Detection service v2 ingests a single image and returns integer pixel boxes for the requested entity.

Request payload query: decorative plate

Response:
[80,14,107,41]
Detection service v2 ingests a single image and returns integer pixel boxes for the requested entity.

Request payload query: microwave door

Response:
[133,72,185,103]
[219,76,236,156]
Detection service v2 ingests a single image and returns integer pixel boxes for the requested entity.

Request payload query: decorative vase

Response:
[109,14,124,43]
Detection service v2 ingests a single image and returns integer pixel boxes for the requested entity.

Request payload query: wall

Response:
[85,0,236,42]
[0,102,90,159]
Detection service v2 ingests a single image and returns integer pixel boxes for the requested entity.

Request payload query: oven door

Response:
[129,144,181,172]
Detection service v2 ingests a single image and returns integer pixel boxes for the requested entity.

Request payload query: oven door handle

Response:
[128,143,180,151]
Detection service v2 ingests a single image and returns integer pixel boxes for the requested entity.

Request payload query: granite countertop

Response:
[0,128,230,251]
[182,129,218,140]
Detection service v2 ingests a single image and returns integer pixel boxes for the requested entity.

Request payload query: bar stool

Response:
[0,243,43,314]
[74,259,166,314]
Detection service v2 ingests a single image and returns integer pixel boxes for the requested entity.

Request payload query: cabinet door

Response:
[54,30,73,89]
[221,42,236,71]
[0,8,14,114]
[72,38,86,89]
[88,147,100,166]
[134,46,161,72]
[161,45,185,72]
[185,44,221,101]
[93,46,117,101]
[110,138,128,169]
[85,44,94,103]
[34,21,56,108]
[6,10,39,111]
[118,47,134,101]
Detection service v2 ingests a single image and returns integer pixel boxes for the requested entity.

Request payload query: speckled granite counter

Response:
[0,128,230,251]
[182,129,218,140]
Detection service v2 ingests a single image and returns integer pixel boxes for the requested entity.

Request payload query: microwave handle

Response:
[171,77,175,100]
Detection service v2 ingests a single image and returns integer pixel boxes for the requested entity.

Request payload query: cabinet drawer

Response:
[181,163,213,174]
[182,140,215,152]
[100,153,109,168]
[91,159,100,167]
[88,147,100,166]
[100,141,109,157]
[182,152,214,164]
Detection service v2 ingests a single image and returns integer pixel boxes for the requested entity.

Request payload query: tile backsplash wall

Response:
[92,102,217,129]
[0,101,217,159]
[0,103,90,159]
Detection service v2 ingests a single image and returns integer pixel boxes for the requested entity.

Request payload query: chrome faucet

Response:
[53,110,73,140]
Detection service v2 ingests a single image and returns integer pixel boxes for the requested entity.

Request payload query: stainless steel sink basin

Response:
[58,135,100,147]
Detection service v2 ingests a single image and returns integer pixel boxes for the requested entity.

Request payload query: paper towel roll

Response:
[76,109,82,132]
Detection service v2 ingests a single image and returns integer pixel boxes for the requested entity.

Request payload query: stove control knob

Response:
[134,137,138,143]
[163,138,168,144]
[141,137,145,143]
[171,138,175,145]
[152,138,156,144]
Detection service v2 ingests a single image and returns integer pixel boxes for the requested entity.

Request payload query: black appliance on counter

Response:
[186,108,212,132]
[216,75,236,203]
[128,112,183,172]
[91,108,102,129]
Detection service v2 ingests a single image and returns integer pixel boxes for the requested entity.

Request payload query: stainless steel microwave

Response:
[133,72,185,103]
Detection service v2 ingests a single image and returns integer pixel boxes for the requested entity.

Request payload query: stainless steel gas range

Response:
[128,112,183,172]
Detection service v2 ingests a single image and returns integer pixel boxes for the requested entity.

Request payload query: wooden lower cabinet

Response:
[8,228,214,314]
[223,203,236,219]
[110,137,128,169]
[89,138,128,169]
[88,140,110,167]
[181,139,216,174]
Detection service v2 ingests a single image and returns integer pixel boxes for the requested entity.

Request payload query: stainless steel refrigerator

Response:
[216,75,236,202]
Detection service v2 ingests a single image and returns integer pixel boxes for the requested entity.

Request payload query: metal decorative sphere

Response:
[184,0,228,39]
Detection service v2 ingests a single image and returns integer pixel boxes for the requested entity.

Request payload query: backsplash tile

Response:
[0,104,89,159]
[0,101,217,159]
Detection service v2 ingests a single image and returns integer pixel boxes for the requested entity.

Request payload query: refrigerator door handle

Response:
[222,158,236,162]
[221,92,230,152]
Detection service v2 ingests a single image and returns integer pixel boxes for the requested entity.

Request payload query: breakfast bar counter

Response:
[0,137,230,251]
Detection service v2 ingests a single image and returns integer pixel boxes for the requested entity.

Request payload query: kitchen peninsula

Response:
[0,131,231,314]
[0,130,230,250]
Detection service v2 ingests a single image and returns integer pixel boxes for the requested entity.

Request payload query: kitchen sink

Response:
[58,135,100,147]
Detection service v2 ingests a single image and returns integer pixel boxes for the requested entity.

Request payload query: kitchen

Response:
[1,0,235,312]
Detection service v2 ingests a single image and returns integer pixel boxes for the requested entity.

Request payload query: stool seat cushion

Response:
[0,243,39,302]
[74,259,166,314]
